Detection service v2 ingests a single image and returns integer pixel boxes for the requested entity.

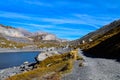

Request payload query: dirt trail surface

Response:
[62,49,120,80]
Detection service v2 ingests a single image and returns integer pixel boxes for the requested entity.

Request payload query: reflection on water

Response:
[0,51,40,69]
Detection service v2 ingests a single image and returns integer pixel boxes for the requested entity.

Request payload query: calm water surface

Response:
[0,51,40,69]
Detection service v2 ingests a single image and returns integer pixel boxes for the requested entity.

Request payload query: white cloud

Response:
[10,21,92,37]
[42,18,85,24]
[0,10,117,30]
[73,14,119,28]
[10,22,54,28]
[0,11,31,19]
[41,18,101,29]
[24,0,52,7]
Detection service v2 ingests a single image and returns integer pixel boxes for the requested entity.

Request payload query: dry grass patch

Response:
[78,26,120,50]
[6,49,81,80]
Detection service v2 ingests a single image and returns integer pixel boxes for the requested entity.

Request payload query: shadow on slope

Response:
[84,32,120,62]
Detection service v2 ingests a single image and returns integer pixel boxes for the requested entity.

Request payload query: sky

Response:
[0,0,120,40]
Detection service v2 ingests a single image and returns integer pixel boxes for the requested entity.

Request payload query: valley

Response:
[0,19,120,80]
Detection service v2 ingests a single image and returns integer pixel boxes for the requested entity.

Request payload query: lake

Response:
[0,51,40,69]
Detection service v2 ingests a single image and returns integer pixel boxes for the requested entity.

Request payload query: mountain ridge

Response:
[70,19,120,47]
[71,19,120,61]
[0,24,68,49]
[0,24,67,43]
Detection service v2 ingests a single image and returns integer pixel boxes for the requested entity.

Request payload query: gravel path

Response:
[62,49,120,80]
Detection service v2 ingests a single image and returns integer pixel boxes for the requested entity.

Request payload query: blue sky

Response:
[0,0,120,40]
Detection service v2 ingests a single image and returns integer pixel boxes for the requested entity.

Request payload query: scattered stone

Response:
[0,62,34,80]
[23,61,29,64]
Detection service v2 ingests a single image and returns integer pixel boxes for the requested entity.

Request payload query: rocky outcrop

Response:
[42,34,56,40]
[0,62,34,80]
[0,24,67,46]
[35,51,59,62]
[17,28,33,37]
[0,25,24,38]
[31,33,67,42]
[35,47,72,62]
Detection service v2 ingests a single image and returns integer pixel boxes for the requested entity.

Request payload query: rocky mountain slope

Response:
[0,24,66,42]
[0,24,67,49]
[70,20,120,46]
[84,25,120,60]
[17,28,33,37]
[71,19,120,61]
[0,24,24,38]
[0,24,65,41]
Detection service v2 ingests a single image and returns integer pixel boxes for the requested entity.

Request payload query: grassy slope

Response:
[0,24,67,49]
[78,24,120,50]
[84,30,120,59]
[0,35,66,49]
[35,41,67,48]
[77,22,120,60]
[0,35,28,48]
[6,49,83,80]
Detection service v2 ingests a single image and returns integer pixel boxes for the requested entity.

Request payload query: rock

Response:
[0,62,35,80]
[19,62,34,72]
[9,72,16,77]
[23,61,29,65]
[89,38,93,42]
[35,51,59,62]
[0,25,24,37]
[42,34,56,40]
[82,40,85,44]
[47,47,56,51]
[20,64,29,71]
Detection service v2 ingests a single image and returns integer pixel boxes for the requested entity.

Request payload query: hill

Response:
[0,24,67,49]
[71,19,120,61]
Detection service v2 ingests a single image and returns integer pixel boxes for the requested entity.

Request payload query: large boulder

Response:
[42,34,56,40]
[35,51,59,62]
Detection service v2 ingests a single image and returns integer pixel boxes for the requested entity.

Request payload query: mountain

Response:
[71,19,120,61]
[70,19,120,47]
[0,24,67,48]
[0,24,67,42]
[85,30,120,60]
[0,24,25,38]
[17,28,33,37]
[71,20,120,45]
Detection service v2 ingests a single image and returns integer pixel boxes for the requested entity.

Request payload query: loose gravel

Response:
[62,49,120,80]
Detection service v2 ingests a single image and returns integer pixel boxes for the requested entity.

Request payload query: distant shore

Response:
[0,48,72,53]
[0,48,44,53]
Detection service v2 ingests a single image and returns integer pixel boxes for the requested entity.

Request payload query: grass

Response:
[6,49,82,80]
[0,35,28,49]
[0,36,66,49]
[34,41,67,48]
[77,25,120,50]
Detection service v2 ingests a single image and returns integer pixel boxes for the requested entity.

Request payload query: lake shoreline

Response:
[0,62,35,80]
[0,49,43,53]
[0,48,72,80]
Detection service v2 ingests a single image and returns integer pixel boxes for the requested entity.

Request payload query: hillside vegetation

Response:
[0,24,68,49]
[84,27,120,60]
[78,22,120,50]
[6,49,83,80]
[0,34,28,48]
[71,20,120,60]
